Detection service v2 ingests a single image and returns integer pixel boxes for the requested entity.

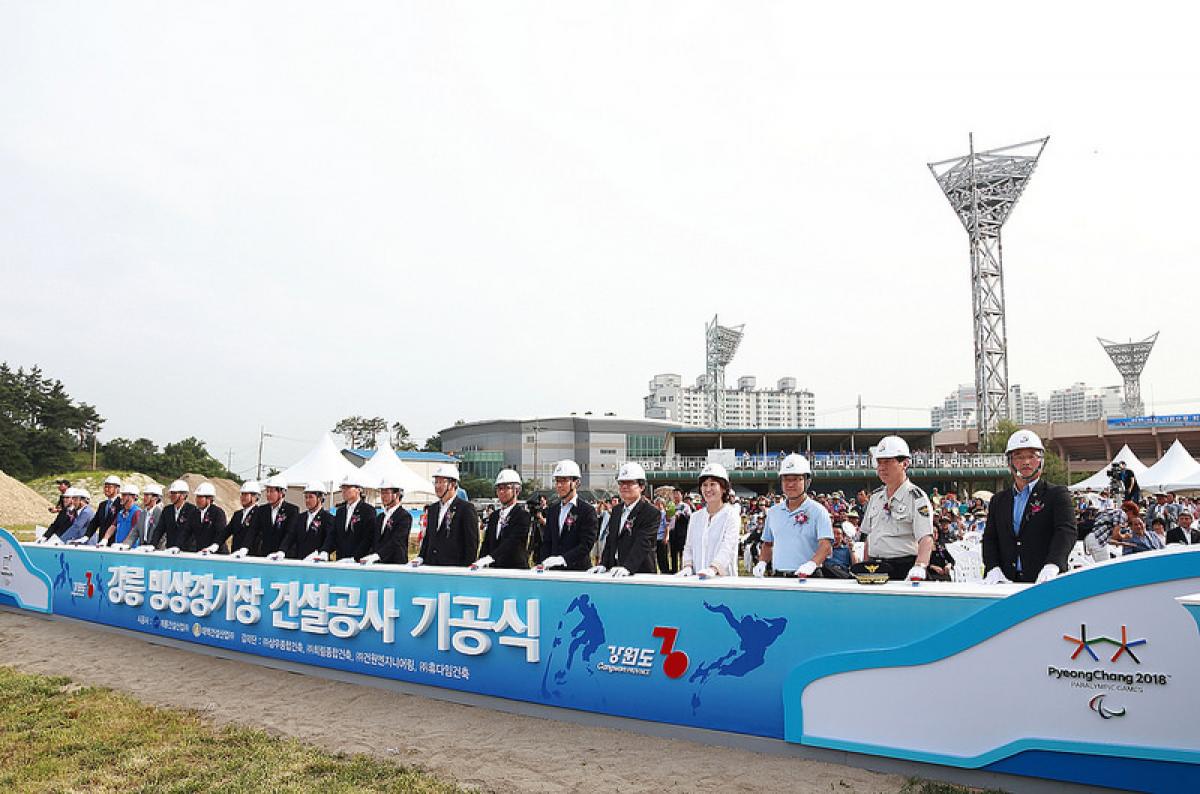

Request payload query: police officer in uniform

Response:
[472,469,531,570]
[412,464,480,567]
[858,436,934,581]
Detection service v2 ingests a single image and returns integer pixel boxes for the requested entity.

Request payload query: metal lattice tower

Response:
[705,314,744,427]
[929,134,1049,437]
[1098,333,1159,417]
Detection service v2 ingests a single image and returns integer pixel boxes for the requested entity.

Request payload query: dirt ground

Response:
[0,609,907,793]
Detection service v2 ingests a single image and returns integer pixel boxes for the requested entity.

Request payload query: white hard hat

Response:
[194,483,216,498]
[168,479,190,494]
[240,480,261,495]
[76,488,91,501]
[378,477,405,492]
[698,462,730,484]
[495,469,522,487]
[103,475,122,486]
[873,436,911,460]
[64,487,82,498]
[779,453,812,477]
[120,482,139,496]
[553,459,582,479]
[341,473,369,489]
[304,481,328,494]
[617,462,647,482]
[142,483,163,497]
[262,475,288,491]
[1005,429,1045,454]
[432,463,460,482]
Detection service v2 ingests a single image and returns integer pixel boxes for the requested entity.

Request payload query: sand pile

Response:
[179,473,241,515]
[0,468,55,526]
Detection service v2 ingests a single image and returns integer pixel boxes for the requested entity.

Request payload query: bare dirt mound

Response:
[0,468,55,526]
[179,473,241,516]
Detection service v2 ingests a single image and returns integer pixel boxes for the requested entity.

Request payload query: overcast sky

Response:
[2,2,1196,476]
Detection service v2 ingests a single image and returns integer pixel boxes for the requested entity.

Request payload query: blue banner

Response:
[1107,414,1200,428]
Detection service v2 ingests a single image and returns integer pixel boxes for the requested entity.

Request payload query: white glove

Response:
[797,560,818,578]
[360,553,381,565]
[539,555,566,570]
[1036,564,1060,584]
[97,538,109,548]
[112,543,130,551]
[231,547,249,559]
[752,561,767,578]
[35,536,47,544]
[136,543,157,553]
[200,543,219,555]
[165,546,181,555]
[697,567,717,580]
[906,564,926,581]
[266,551,286,561]
[675,566,694,577]
[303,550,321,562]
[45,535,63,546]
[610,566,631,578]
[470,555,494,570]
[983,567,1012,585]
[586,565,607,575]
[68,536,88,545]
[409,556,424,568]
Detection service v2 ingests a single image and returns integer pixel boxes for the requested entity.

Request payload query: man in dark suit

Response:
[414,464,479,567]
[538,459,598,571]
[85,475,122,543]
[255,475,300,557]
[151,480,202,551]
[1166,510,1200,545]
[322,476,376,562]
[193,482,228,553]
[361,479,412,565]
[983,430,1076,584]
[595,462,660,576]
[222,481,261,557]
[473,469,531,570]
[276,482,333,560]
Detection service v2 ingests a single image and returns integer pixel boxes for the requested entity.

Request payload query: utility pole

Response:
[91,433,98,471]
[257,426,265,480]
[857,395,863,429]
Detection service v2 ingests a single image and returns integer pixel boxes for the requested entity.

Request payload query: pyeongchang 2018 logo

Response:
[1047,623,1170,718]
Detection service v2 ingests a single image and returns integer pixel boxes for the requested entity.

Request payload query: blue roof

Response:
[344,448,458,462]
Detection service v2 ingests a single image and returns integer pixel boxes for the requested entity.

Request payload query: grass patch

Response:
[0,666,462,793]
[4,524,36,541]
[900,779,1007,794]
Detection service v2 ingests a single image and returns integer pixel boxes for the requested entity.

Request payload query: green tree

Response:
[390,422,418,451]
[332,416,388,449]
[422,432,442,452]
[0,362,105,478]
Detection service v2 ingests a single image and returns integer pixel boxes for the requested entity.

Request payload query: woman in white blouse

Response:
[677,462,741,578]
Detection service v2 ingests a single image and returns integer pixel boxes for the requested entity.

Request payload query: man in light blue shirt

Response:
[754,454,833,578]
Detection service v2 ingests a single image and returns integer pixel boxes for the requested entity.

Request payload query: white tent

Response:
[1139,440,1200,490]
[1163,469,1200,493]
[355,437,437,504]
[278,433,358,491]
[1069,444,1149,492]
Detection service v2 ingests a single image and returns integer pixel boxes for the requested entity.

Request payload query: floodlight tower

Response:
[1098,333,1159,417]
[705,314,744,427]
[929,134,1049,437]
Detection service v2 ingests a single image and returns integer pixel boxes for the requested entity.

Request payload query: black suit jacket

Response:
[541,499,598,570]
[983,479,1076,583]
[419,498,480,567]
[371,507,413,564]
[281,508,333,559]
[1166,526,1200,545]
[152,502,202,550]
[47,508,74,539]
[322,501,376,560]
[255,501,301,556]
[192,505,228,551]
[87,497,119,539]
[600,498,660,574]
[479,504,531,569]
[223,505,260,554]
